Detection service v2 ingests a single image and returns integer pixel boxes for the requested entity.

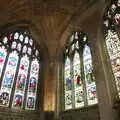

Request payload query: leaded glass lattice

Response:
[0,29,40,110]
[64,32,98,110]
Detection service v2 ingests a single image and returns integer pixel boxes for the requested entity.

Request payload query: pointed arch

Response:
[0,28,41,110]
[63,31,98,110]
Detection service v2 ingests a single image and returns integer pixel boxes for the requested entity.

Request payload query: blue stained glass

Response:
[66,77,71,90]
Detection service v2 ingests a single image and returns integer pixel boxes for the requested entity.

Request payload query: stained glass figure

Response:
[26,97,35,109]
[13,94,22,107]
[104,0,120,96]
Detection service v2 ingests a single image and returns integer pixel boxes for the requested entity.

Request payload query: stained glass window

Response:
[0,29,40,110]
[64,32,98,110]
[104,0,120,96]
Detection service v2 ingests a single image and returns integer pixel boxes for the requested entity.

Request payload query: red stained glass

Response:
[20,65,24,70]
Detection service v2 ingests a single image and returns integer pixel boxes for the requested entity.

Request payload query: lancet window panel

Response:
[64,32,98,110]
[0,30,40,110]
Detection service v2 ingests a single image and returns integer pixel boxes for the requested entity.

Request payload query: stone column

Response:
[88,27,118,120]
[43,53,61,120]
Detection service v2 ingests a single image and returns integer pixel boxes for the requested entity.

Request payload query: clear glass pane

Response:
[22,46,27,53]
[24,37,29,44]
[75,32,78,39]
[19,34,24,42]
[14,32,19,40]
[29,39,33,46]
[17,43,22,52]
[11,42,17,49]
[3,37,8,44]
[28,47,32,55]
[70,35,74,42]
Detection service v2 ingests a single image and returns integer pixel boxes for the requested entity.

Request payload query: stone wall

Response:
[0,108,44,120]
[60,105,99,120]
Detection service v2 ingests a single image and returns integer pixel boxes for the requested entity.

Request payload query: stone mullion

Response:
[62,62,66,111]
[80,49,88,107]
[71,57,75,109]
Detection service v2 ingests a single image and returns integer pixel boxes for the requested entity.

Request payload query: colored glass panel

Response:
[83,45,98,105]
[73,52,84,108]
[64,57,72,110]
[64,32,98,110]
[0,51,19,106]
[12,55,29,108]
[0,47,7,77]
[26,59,39,110]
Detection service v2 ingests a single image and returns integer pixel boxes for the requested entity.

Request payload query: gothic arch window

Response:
[64,32,98,110]
[103,0,120,96]
[0,29,40,110]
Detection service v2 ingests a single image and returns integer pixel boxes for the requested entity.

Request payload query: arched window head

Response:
[63,32,98,110]
[0,29,41,110]
[104,0,120,97]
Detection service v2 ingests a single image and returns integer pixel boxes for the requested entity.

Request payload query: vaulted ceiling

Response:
[0,0,104,57]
